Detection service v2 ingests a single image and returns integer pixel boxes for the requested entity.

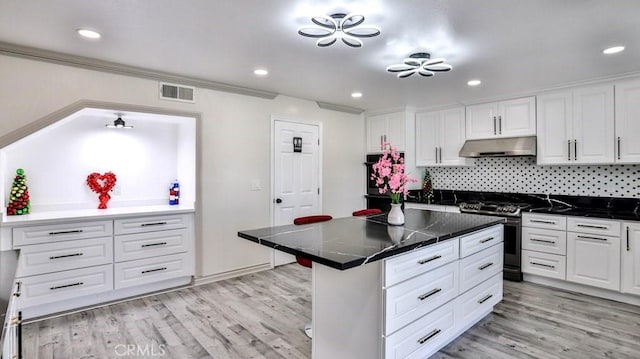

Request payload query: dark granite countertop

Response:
[0,250,19,348]
[238,209,504,270]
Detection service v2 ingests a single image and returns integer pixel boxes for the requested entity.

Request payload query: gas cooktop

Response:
[458,201,531,217]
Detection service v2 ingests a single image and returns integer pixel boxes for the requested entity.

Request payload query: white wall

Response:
[0,54,365,278]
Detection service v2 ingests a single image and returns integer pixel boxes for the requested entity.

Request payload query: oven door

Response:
[503,217,522,281]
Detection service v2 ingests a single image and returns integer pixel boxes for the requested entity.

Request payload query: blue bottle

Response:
[169,180,180,205]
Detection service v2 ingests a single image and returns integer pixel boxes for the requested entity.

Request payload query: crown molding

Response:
[0,41,279,100]
[316,101,364,114]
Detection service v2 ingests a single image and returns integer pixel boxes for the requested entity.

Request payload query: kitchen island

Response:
[238,209,505,359]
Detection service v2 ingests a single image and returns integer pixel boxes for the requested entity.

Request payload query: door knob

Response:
[275,198,282,204]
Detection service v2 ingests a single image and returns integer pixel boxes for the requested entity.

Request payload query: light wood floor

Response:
[23,264,640,359]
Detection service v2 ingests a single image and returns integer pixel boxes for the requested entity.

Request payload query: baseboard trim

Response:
[523,274,640,306]
[194,263,272,286]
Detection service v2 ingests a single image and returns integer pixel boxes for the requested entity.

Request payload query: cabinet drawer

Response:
[114,228,190,262]
[522,213,566,231]
[459,243,503,293]
[114,214,190,235]
[384,302,456,359]
[459,225,503,258]
[114,252,193,289]
[17,264,113,308]
[522,227,567,255]
[13,220,113,246]
[456,272,502,328]
[16,236,113,277]
[384,239,458,287]
[567,217,620,237]
[384,261,458,335]
[522,250,566,280]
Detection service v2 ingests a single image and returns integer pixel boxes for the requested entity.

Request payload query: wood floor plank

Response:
[22,264,640,359]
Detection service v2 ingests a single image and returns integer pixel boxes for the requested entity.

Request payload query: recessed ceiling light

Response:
[254,69,268,76]
[77,28,101,39]
[467,79,482,86]
[351,92,363,98]
[602,46,625,55]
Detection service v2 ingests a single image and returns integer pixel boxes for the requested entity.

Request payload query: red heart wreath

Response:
[86,172,117,209]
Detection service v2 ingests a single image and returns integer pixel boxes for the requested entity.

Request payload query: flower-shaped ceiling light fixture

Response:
[297,13,380,48]
[386,53,452,78]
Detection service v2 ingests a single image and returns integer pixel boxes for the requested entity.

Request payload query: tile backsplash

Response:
[427,157,639,198]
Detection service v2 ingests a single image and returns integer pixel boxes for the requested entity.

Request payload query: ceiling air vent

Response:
[159,82,195,103]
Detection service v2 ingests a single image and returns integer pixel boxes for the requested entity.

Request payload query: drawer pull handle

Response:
[627,226,630,252]
[530,238,556,244]
[418,329,442,345]
[49,252,83,260]
[577,224,607,230]
[478,294,494,304]
[141,267,167,274]
[418,288,442,301]
[50,282,84,290]
[417,255,442,265]
[13,281,21,297]
[141,242,168,248]
[479,237,494,244]
[478,262,494,270]
[530,261,555,269]
[141,222,168,227]
[577,235,607,241]
[530,220,556,225]
[48,229,84,235]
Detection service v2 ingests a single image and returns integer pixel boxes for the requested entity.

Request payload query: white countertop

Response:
[1,204,195,226]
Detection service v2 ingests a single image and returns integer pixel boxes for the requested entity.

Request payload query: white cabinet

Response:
[622,222,640,295]
[366,112,405,153]
[566,217,621,291]
[615,80,640,163]
[521,213,567,280]
[465,97,535,140]
[537,85,614,164]
[415,107,472,166]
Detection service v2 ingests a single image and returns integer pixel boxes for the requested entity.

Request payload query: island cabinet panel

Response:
[459,224,504,258]
[384,261,459,335]
[384,239,459,287]
[455,272,503,330]
[458,242,503,293]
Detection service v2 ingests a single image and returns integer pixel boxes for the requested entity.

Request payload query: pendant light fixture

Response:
[105,114,133,129]
[386,53,453,78]
[297,13,380,48]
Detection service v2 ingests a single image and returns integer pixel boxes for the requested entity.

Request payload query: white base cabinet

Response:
[10,211,195,319]
[622,222,640,295]
[566,232,620,291]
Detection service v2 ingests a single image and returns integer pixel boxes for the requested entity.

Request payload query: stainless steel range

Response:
[459,201,530,281]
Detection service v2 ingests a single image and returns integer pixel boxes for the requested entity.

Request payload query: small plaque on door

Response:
[293,137,302,152]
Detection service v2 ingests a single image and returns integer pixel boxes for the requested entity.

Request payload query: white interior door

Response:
[272,119,320,266]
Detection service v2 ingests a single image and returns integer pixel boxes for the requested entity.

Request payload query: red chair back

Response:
[352,208,383,216]
[293,215,333,225]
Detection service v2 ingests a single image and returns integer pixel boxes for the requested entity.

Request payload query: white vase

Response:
[388,203,405,225]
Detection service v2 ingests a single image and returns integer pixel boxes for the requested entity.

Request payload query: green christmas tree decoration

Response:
[422,168,434,204]
[6,168,30,216]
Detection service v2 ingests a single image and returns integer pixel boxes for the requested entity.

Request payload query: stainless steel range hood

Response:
[458,136,536,157]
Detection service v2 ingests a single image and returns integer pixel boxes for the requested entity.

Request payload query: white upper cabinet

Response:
[537,84,614,165]
[465,96,535,140]
[615,80,640,163]
[366,112,405,153]
[416,107,472,167]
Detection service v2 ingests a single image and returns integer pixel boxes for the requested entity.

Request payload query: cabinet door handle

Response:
[13,281,21,297]
[439,147,443,163]
[478,294,494,304]
[49,252,83,260]
[141,222,168,227]
[418,288,442,301]
[530,219,556,225]
[435,147,438,163]
[530,261,555,269]
[478,262,494,270]
[141,242,168,248]
[577,235,607,241]
[576,224,607,230]
[417,329,441,345]
[418,255,442,265]
[479,237,494,244]
[530,238,556,244]
[567,139,572,161]
[574,139,577,161]
[141,267,167,274]
[498,116,502,134]
[617,137,621,160]
[493,116,497,135]
[627,226,630,251]
[49,229,84,235]
[50,282,84,290]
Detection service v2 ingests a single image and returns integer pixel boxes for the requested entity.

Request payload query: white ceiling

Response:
[1,0,639,112]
